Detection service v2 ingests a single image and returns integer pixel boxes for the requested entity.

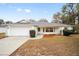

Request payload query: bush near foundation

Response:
[63,27,75,36]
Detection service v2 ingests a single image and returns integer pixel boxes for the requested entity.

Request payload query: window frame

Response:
[37,27,40,32]
[46,27,53,32]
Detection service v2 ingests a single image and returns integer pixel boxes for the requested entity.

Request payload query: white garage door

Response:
[7,27,31,36]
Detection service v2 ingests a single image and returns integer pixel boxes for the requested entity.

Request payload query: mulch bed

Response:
[43,34,61,38]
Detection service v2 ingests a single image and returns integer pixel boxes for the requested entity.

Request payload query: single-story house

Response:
[0,22,73,37]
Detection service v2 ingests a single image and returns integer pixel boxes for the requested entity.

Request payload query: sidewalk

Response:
[29,35,43,40]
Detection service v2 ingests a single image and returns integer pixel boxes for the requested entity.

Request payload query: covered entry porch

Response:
[37,26,64,35]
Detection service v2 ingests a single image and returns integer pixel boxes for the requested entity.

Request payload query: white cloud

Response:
[24,9,31,13]
[17,8,22,12]
[16,8,31,13]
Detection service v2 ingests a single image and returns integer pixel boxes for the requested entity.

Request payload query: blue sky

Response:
[0,3,64,22]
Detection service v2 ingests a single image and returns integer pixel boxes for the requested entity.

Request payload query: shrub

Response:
[68,27,75,34]
[63,30,70,36]
[63,28,73,36]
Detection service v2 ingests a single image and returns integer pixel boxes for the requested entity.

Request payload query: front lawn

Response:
[10,34,79,56]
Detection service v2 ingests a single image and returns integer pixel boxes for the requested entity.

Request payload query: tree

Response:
[76,4,79,24]
[53,12,62,23]
[53,12,61,20]
[0,19,4,24]
[61,3,78,25]
[53,3,78,25]
[5,21,13,24]
[38,19,48,22]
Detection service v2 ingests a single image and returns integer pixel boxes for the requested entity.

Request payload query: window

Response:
[46,28,49,32]
[43,28,44,32]
[50,28,53,32]
[46,27,53,32]
[38,27,40,32]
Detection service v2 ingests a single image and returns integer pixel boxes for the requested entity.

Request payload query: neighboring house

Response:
[0,22,73,37]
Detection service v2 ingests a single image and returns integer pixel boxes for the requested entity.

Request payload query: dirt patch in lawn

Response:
[0,33,6,39]
[43,34,62,38]
[10,34,79,56]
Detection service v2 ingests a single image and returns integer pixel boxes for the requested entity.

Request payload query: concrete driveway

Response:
[0,37,29,56]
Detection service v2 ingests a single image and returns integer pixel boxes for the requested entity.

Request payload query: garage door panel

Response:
[7,27,30,36]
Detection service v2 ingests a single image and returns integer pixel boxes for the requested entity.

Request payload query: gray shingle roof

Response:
[31,22,70,27]
[0,22,71,27]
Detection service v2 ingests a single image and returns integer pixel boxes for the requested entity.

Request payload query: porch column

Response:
[43,27,46,32]
[53,27,55,32]
[40,27,43,33]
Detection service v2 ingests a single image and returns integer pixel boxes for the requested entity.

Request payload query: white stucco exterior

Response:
[38,27,65,35]
[6,25,37,37]
[7,27,31,36]
[0,24,37,37]
[0,27,7,33]
[0,23,73,37]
